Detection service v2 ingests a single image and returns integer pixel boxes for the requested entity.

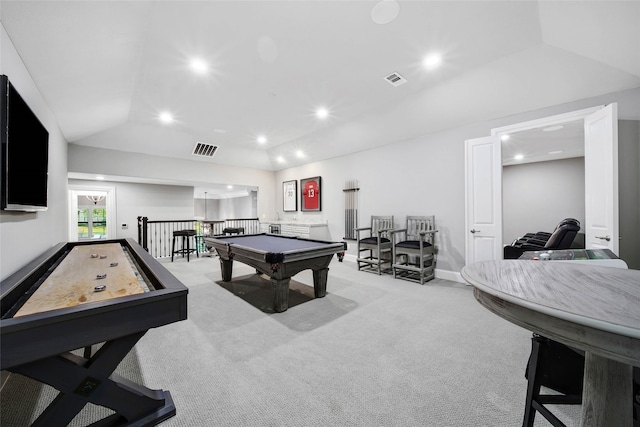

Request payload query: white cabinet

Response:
[260,222,330,240]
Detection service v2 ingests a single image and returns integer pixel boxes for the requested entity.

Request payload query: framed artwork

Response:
[300,176,321,212]
[283,180,298,212]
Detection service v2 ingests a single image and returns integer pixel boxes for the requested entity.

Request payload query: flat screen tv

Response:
[1,74,49,211]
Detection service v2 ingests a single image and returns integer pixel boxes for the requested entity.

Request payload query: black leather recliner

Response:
[504,218,581,260]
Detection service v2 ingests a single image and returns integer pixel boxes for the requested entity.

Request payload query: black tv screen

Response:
[1,74,49,211]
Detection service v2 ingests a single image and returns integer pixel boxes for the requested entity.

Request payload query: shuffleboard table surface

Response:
[15,243,144,317]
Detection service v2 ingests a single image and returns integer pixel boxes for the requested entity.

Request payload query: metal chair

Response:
[355,215,394,275]
[391,216,437,284]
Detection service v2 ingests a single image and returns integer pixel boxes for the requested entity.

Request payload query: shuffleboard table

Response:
[0,238,188,427]
[205,233,346,312]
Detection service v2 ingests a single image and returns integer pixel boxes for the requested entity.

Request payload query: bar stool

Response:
[222,227,245,235]
[171,229,199,262]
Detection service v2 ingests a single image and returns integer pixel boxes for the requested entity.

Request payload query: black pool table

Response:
[205,233,346,312]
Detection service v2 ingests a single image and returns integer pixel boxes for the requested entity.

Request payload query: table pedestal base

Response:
[581,352,633,427]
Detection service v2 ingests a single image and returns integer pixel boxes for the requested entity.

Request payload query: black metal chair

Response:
[391,215,437,285]
[355,215,394,275]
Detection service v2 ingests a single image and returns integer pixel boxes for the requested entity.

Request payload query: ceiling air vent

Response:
[192,142,218,158]
[384,72,407,87]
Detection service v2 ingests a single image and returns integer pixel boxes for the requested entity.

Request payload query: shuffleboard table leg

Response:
[11,331,176,427]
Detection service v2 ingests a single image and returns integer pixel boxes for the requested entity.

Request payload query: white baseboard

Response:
[340,254,466,284]
[434,268,465,283]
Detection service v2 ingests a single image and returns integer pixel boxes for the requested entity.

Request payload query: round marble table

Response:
[461,260,640,427]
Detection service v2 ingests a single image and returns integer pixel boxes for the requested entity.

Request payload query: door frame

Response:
[465,105,607,264]
[491,106,603,139]
[68,185,117,242]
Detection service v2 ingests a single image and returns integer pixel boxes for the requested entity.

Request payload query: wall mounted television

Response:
[1,74,49,212]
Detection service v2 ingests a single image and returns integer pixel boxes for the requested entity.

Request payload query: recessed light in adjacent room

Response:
[227,185,233,189]
[514,154,524,161]
[96,176,105,181]
[316,108,329,120]
[543,125,564,132]
[159,112,174,124]
[548,150,564,155]
[501,134,510,141]
[190,58,208,74]
[423,53,442,70]
[213,128,227,134]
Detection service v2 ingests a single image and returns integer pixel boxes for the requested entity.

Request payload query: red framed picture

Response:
[300,176,321,212]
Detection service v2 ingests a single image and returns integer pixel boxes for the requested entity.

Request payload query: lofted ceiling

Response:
[1,0,639,177]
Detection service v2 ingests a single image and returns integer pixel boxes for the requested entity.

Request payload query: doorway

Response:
[68,186,117,242]
[465,105,618,264]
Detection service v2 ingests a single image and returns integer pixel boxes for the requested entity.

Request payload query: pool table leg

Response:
[312,267,329,298]
[219,258,233,281]
[271,278,290,312]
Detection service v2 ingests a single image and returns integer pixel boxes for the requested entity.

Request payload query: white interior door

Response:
[584,103,619,254]
[465,136,502,265]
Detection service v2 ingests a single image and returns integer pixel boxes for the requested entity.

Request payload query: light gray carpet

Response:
[1,256,580,426]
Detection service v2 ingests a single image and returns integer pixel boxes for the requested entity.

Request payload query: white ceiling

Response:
[502,119,584,166]
[2,0,639,178]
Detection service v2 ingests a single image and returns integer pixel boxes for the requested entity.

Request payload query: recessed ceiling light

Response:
[257,136,267,144]
[316,108,329,119]
[423,53,442,70]
[276,156,285,163]
[213,128,227,134]
[514,154,524,161]
[296,150,305,158]
[543,125,564,132]
[190,58,208,74]
[548,150,564,155]
[501,135,510,141]
[159,112,174,124]
[96,176,105,181]
[226,185,233,189]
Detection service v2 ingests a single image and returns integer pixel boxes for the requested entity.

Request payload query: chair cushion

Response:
[360,237,390,244]
[396,240,432,249]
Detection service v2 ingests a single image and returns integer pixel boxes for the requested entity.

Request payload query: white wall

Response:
[0,25,68,281]
[502,157,585,245]
[195,192,257,220]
